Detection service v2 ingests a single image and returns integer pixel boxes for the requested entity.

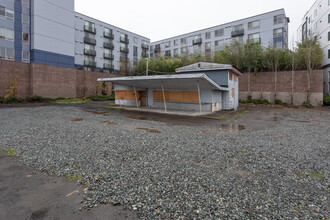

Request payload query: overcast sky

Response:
[75,0,315,47]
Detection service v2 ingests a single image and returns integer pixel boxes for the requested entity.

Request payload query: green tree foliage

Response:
[133,39,323,76]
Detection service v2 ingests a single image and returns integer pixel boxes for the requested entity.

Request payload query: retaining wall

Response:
[0,60,115,98]
[239,70,324,106]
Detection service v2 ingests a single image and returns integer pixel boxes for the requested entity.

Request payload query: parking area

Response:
[0,102,329,219]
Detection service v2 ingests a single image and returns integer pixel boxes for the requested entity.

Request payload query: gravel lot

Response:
[0,103,329,219]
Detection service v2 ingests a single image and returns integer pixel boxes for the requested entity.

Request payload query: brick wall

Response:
[239,70,324,106]
[0,60,116,98]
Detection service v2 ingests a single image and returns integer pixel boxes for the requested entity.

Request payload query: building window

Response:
[232,36,243,42]
[174,40,178,46]
[193,44,201,54]
[215,40,224,51]
[248,33,260,44]
[104,28,113,38]
[22,51,29,62]
[0,47,14,60]
[181,47,187,55]
[22,14,29,25]
[248,20,260,29]
[215,29,224,37]
[274,41,283,49]
[205,42,211,51]
[328,49,330,59]
[205,32,211,39]
[165,50,171,57]
[314,9,317,18]
[328,14,330,23]
[173,48,178,57]
[314,23,317,31]
[328,31,330,41]
[22,32,29,43]
[273,28,283,37]
[0,7,14,20]
[329,82,330,92]
[165,41,171,48]
[84,21,96,33]
[22,0,29,7]
[134,37,138,44]
[274,15,284,24]
[181,38,186,45]
[309,16,312,24]
[0,27,14,41]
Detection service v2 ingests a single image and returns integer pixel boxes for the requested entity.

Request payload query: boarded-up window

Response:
[232,88,235,97]
[115,90,136,100]
[234,73,237,81]
[153,91,199,103]
[229,71,233,80]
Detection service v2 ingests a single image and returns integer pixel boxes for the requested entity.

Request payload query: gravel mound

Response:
[0,106,329,219]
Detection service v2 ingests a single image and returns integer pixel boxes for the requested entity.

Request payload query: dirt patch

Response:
[136,128,162,134]
[100,121,118,126]
[71,118,84,122]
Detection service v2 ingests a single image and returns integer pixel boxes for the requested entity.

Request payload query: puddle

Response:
[127,116,147,120]
[100,121,118,125]
[71,118,84,122]
[200,123,245,134]
[136,128,162,134]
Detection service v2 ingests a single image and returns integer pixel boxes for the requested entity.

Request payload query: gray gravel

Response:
[0,105,329,219]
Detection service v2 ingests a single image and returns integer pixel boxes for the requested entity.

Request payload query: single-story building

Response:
[98,62,242,113]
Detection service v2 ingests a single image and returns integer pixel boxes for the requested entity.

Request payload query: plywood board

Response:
[115,90,136,101]
[153,91,199,103]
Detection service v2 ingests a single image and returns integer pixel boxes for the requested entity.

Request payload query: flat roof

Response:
[175,62,243,75]
[98,74,230,91]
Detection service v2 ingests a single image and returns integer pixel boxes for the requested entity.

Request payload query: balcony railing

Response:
[231,29,244,37]
[103,42,114,49]
[141,43,149,50]
[120,37,129,44]
[84,25,96,34]
[192,38,202,45]
[103,32,114,39]
[84,37,96,45]
[84,49,96,56]
[103,63,114,70]
[247,38,261,44]
[273,33,283,38]
[103,53,114,60]
[84,60,96,67]
[120,47,129,53]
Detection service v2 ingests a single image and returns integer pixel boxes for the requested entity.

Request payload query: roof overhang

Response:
[98,74,230,91]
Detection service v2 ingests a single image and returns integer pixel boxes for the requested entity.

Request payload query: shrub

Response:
[302,102,313,108]
[324,94,330,105]
[0,97,4,104]
[86,95,114,101]
[3,96,24,103]
[275,99,286,105]
[247,95,253,103]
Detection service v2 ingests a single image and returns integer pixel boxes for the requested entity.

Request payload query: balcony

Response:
[84,49,96,56]
[247,38,261,44]
[103,63,114,70]
[120,56,128,62]
[192,38,202,45]
[84,37,96,45]
[141,43,149,50]
[120,37,129,44]
[104,32,114,39]
[84,60,96,67]
[120,47,129,53]
[103,42,114,49]
[104,53,114,60]
[231,29,244,37]
[84,25,96,34]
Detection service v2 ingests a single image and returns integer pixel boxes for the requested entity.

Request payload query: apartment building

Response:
[0,0,150,73]
[74,13,149,73]
[296,0,330,93]
[150,9,289,58]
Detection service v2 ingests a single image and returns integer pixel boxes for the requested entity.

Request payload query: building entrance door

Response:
[139,91,146,107]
